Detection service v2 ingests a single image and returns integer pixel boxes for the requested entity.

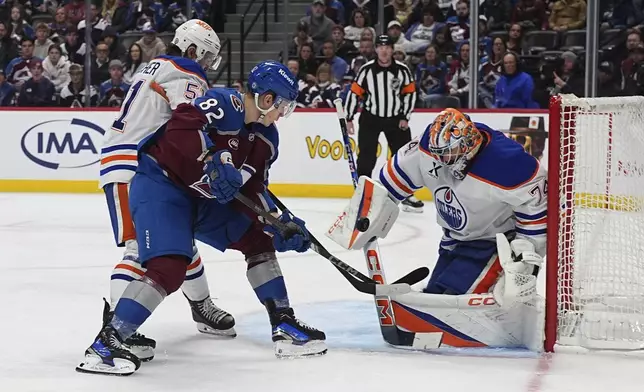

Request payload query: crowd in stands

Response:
[0,0,642,109]
[289,0,644,109]
[0,0,215,107]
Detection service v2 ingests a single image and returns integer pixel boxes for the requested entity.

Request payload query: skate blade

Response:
[129,345,154,362]
[197,323,237,338]
[274,340,327,358]
[76,355,137,376]
[402,205,424,213]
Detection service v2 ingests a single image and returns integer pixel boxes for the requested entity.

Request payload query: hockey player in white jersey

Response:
[97,19,234,361]
[328,108,547,349]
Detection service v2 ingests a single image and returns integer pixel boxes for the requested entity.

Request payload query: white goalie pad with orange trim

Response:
[326,176,399,250]
[388,291,546,351]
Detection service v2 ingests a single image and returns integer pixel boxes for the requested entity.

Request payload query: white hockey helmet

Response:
[172,19,222,70]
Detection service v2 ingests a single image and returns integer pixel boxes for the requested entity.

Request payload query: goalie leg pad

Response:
[424,240,500,295]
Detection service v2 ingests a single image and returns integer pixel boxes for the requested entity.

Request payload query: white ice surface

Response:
[0,194,642,392]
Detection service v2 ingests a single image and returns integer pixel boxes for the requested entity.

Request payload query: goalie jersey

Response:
[379,122,547,255]
[99,55,209,187]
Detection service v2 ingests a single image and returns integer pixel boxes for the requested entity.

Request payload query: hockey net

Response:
[546,94,644,352]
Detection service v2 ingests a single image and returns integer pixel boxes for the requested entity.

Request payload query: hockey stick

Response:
[332,98,424,346]
[264,190,428,287]
[333,99,359,188]
[233,193,420,296]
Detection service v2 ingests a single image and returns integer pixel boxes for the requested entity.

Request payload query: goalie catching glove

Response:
[492,233,543,307]
[326,176,399,250]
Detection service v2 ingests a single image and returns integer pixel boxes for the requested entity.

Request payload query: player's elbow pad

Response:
[167,103,208,132]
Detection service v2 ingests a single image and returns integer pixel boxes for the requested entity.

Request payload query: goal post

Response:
[546,94,644,352]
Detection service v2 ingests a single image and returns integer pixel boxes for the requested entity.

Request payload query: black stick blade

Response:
[392,267,430,285]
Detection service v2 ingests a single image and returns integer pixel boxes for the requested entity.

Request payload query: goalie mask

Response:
[426,109,482,180]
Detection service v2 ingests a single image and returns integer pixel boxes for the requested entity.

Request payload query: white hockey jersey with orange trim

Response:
[98,55,209,187]
[378,122,548,255]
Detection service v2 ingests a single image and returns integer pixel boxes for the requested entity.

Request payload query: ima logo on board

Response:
[20,118,106,170]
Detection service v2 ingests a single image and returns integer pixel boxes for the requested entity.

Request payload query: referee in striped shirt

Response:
[344,34,423,212]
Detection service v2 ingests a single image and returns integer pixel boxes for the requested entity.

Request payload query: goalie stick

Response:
[332,99,424,346]
[233,192,426,296]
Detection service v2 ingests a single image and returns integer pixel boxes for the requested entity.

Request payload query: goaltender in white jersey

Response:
[328,108,547,350]
[93,19,237,364]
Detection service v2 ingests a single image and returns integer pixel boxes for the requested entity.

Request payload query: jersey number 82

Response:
[198,98,224,124]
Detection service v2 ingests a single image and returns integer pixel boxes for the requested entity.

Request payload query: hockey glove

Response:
[264,212,311,253]
[203,150,243,204]
[493,234,543,307]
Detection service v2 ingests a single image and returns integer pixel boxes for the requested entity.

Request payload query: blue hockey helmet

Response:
[247,60,298,118]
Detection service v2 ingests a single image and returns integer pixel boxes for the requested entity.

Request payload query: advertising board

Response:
[0,108,548,198]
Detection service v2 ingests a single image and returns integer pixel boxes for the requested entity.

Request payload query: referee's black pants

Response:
[357,112,412,178]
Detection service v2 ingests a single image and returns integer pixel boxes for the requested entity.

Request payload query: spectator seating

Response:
[118,32,173,52]
[425,95,461,109]
[520,54,543,75]
[32,14,54,27]
[0,0,204,108]
[540,50,565,60]
[489,31,509,43]
[290,0,644,109]
[523,31,559,55]
[560,30,586,52]
[600,28,623,47]
[118,33,144,52]
[2,0,644,109]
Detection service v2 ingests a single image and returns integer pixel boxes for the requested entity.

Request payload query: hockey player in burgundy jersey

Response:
[98,20,233,364]
[77,61,326,376]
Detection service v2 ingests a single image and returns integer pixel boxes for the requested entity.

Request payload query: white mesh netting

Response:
[555,94,644,351]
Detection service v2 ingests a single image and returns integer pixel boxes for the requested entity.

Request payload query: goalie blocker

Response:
[327,176,545,351]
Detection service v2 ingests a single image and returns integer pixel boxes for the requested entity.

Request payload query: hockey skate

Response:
[187,295,237,337]
[76,324,141,376]
[401,195,424,213]
[267,300,327,358]
[102,298,156,362]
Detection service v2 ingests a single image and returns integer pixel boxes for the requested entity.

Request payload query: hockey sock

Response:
[180,246,211,302]
[111,276,166,340]
[111,255,188,340]
[110,239,145,310]
[246,252,290,310]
